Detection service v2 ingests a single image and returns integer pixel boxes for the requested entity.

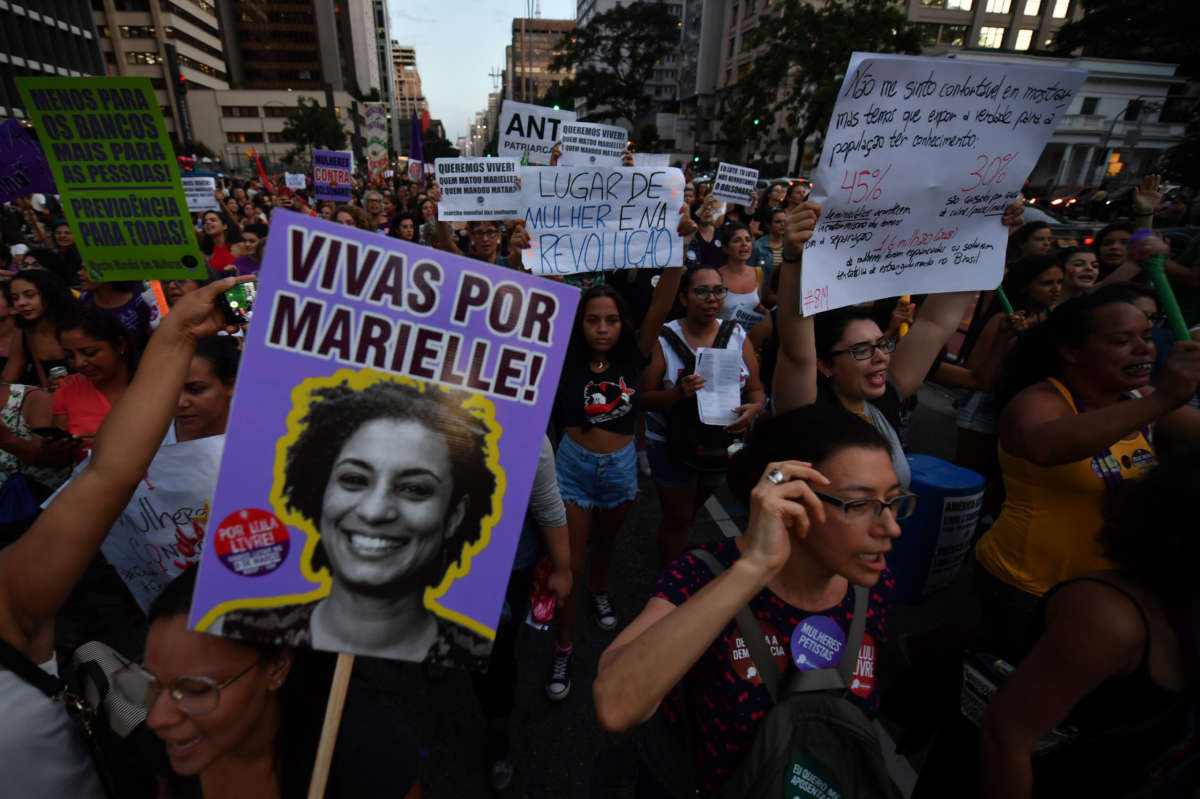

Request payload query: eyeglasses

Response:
[470,229,500,239]
[113,657,261,716]
[829,338,896,361]
[813,491,918,521]
[1146,312,1167,328]
[691,285,728,300]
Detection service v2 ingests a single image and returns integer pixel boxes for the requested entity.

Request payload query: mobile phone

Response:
[220,280,257,325]
[32,426,77,442]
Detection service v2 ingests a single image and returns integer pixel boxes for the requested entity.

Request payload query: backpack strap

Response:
[0,636,63,699]
[789,585,870,694]
[713,318,738,349]
[660,326,696,375]
[688,548,783,702]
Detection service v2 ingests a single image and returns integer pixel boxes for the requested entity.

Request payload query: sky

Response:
[388,0,579,144]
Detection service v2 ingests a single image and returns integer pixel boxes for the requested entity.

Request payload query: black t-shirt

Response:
[553,350,646,435]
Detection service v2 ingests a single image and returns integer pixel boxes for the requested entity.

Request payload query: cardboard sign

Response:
[559,121,628,167]
[712,162,759,205]
[801,52,1086,314]
[313,148,352,202]
[434,157,519,221]
[0,118,57,202]
[181,176,220,212]
[188,211,579,666]
[364,103,389,179]
[284,172,307,190]
[518,165,687,275]
[15,76,205,281]
[497,100,577,164]
[101,437,224,612]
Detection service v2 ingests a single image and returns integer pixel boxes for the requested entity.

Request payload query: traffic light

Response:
[753,118,760,125]
[692,155,700,163]
[552,104,560,110]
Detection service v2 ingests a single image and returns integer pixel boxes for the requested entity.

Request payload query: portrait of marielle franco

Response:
[210,372,504,671]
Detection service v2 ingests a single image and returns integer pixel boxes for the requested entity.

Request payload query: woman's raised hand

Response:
[741,461,830,578]
[160,275,255,343]
[677,205,698,242]
[782,201,821,261]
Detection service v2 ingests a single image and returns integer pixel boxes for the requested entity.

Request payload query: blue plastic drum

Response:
[889,454,984,604]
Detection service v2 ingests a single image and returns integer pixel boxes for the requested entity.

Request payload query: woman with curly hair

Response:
[213,378,500,669]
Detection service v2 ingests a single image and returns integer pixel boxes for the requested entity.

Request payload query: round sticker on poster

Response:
[790,615,846,671]
[213,508,290,577]
[730,620,790,685]
[785,754,843,799]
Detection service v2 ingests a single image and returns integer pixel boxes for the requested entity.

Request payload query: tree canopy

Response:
[1052,0,1197,76]
[718,0,920,167]
[549,1,679,126]
[280,97,347,164]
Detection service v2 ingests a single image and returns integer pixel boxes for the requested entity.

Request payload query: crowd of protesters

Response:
[1,149,1198,799]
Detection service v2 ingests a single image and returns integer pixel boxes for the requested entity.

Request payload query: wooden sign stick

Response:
[306,652,355,799]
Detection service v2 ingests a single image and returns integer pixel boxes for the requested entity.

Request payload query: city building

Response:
[946,51,1191,187]
[187,87,364,172]
[905,0,1081,54]
[0,1,105,121]
[92,0,231,146]
[678,0,726,159]
[372,1,402,154]
[391,43,427,153]
[504,17,574,104]
[214,0,379,96]
[573,0,682,132]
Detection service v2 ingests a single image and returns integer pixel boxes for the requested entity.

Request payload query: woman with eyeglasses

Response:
[773,199,1028,488]
[110,568,423,799]
[0,277,249,798]
[974,282,1200,661]
[643,266,765,565]
[594,405,911,797]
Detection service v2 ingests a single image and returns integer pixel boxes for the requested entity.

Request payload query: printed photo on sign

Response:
[497,100,577,164]
[802,52,1086,314]
[435,157,520,221]
[518,165,687,274]
[188,211,579,668]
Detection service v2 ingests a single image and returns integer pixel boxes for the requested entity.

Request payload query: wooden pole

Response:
[306,653,355,799]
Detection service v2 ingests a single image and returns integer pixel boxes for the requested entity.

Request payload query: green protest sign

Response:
[15,76,205,281]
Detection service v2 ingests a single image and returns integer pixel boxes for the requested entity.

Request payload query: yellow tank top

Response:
[975,378,1157,596]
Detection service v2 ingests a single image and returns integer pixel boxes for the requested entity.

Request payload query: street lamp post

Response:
[1089,96,1164,185]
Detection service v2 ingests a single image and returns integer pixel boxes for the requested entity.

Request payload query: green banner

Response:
[16,76,205,281]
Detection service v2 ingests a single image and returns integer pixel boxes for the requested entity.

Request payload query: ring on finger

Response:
[766,468,786,485]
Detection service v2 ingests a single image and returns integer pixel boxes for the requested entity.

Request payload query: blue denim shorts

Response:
[555,435,639,510]
[646,439,726,489]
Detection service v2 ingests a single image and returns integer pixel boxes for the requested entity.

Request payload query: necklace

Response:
[590,358,609,371]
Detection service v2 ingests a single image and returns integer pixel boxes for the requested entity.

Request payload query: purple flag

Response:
[0,119,56,203]
[408,112,424,184]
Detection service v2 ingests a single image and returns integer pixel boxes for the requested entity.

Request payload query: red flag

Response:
[251,148,272,194]
[421,109,431,134]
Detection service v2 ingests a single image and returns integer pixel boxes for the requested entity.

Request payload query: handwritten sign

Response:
[284,172,307,190]
[712,162,758,205]
[0,119,56,203]
[181,176,219,212]
[518,166,686,275]
[364,103,389,179]
[188,212,579,665]
[97,437,224,612]
[559,121,628,167]
[801,52,1086,314]
[498,100,577,164]
[15,76,206,281]
[312,148,352,202]
[435,157,519,221]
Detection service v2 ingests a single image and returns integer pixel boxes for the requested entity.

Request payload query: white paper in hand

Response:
[695,347,741,426]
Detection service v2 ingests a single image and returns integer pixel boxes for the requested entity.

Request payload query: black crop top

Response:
[553,350,646,435]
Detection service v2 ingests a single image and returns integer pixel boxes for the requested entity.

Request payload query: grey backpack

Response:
[691,549,897,799]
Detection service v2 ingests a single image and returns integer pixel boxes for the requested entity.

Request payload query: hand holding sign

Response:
[783,201,822,262]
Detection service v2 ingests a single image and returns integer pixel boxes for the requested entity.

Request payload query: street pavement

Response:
[368,383,968,798]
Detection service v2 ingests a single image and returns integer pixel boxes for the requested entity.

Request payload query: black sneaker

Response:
[546,649,573,701]
[591,591,618,631]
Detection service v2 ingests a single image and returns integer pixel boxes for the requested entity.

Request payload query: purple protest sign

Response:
[188,212,577,668]
[0,119,56,203]
[312,148,352,203]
